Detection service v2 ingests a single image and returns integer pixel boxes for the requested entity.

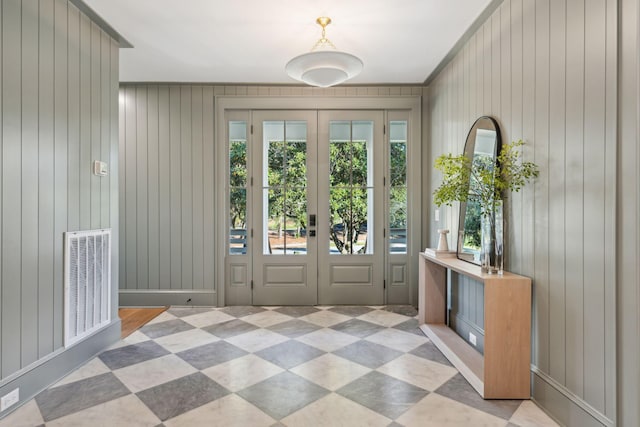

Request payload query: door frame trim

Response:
[215,96,422,307]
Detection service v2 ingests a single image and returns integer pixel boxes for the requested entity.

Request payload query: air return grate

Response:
[64,229,111,347]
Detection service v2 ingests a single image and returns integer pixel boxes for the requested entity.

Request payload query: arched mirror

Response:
[457,116,501,264]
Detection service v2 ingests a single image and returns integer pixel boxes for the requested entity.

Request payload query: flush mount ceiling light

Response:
[285,17,363,87]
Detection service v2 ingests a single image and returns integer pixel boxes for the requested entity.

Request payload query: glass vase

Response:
[481,204,504,274]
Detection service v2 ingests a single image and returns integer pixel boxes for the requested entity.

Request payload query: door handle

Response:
[309,230,316,237]
[309,214,316,227]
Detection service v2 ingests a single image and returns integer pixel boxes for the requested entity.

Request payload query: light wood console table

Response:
[418,252,531,399]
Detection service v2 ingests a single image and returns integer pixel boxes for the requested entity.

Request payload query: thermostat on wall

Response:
[93,160,108,176]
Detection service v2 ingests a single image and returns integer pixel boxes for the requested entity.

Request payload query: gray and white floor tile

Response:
[0,306,558,427]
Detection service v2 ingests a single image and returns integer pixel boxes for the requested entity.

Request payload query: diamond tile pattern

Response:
[4,306,558,426]
[254,340,325,369]
[330,318,385,338]
[139,318,195,339]
[237,371,329,419]
[336,371,429,419]
[99,340,170,370]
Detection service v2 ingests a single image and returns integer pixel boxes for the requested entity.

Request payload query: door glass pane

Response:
[263,121,308,255]
[286,142,307,187]
[266,188,283,254]
[329,142,350,187]
[389,121,408,253]
[328,120,374,255]
[229,121,247,255]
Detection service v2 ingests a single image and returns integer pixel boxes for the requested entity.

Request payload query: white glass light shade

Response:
[285,50,363,87]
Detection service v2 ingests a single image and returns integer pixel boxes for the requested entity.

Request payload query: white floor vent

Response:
[64,229,111,347]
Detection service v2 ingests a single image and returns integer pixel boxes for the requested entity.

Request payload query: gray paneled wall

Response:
[119,86,216,300]
[0,0,119,383]
[449,275,485,353]
[118,84,424,306]
[618,1,640,426]
[426,0,616,425]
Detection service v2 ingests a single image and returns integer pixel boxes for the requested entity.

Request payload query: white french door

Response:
[221,99,419,308]
[251,111,318,305]
[317,111,385,305]
[250,110,385,305]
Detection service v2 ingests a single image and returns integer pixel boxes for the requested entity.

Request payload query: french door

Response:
[251,111,318,305]
[317,111,384,304]
[250,110,384,305]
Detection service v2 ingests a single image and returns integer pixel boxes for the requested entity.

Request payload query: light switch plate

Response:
[93,160,108,176]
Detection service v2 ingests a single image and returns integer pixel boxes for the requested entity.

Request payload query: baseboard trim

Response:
[119,289,217,306]
[450,313,485,353]
[0,320,121,419]
[531,367,614,427]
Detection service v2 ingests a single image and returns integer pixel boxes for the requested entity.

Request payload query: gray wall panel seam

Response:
[0,0,4,375]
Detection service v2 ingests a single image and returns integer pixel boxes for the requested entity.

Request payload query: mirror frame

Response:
[457,116,502,265]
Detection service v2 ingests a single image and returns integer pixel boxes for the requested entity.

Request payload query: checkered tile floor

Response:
[0,306,559,427]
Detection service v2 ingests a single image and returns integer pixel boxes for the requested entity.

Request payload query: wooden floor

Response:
[118,307,168,338]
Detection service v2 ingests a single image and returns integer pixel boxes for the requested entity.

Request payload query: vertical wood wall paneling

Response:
[79,14,91,230]
[2,0,23,378]
[492,11,501,119]
[0,0,118,381]
[180,86,193,291]
[169,86,182,289]
[22,0,40,367]
[202,86,215,292]
[564,0,586,398]
[67,5,80,233]
[583,0,607,412]
[618,0,639,425]
[427,0,616,423]
[483,21,491,115]
[469,33,477,124]
[52,0,68,356]
[0,0,4,375]
[547,0,567,386]
[147,86,160,290]
[38,0,56,363]
[533,0,551,374]
[117,88,126,288]
[499,1,513,270]
[135,86,148,289]
[124,86,137,289]
[90,22,100,229]
[463,40,470,139]
[120,85,422,297]
[110,39,119,319]
[191,87,204,290]
[100,32,111,228]
[510,0,524,276]
[603,0,617,419]
[158,86,171,289]
[521,0,536,359]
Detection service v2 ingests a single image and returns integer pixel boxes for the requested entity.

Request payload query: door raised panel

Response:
[330,265,372,285]
[264,264,307,287]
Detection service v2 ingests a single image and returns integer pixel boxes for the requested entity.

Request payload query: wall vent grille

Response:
[64,229,111,347]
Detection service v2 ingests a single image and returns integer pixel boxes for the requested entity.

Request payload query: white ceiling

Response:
[84,0,492,85]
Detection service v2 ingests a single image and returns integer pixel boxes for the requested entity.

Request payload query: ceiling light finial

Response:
[317,16,331,36]
[285,16,363,87]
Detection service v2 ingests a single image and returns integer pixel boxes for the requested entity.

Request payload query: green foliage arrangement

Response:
[433,140,539,218]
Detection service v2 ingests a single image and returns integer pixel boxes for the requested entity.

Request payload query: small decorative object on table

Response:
[437,229,450,251]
